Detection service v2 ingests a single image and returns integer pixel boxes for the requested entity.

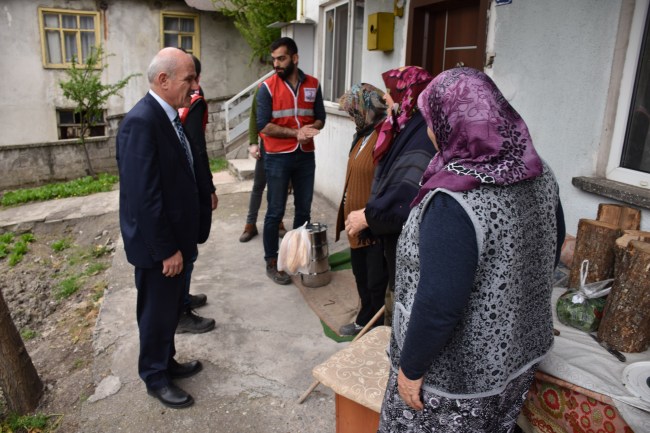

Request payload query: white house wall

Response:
[308,0,406,207]
[486,0,648,233]
[0,0,266,147]
[304,0,648,234]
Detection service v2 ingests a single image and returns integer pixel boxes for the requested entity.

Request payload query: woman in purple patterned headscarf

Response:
[378,68,565,433]
[412,66,543,204]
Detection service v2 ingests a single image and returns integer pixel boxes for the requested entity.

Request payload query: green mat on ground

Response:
[320,320,355,343]
[329,247,352,271]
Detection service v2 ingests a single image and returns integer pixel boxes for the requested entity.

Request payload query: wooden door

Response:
[406,0,489,76]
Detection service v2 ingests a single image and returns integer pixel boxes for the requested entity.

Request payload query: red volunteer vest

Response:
[178,91,208,132]
[260,73,319,153]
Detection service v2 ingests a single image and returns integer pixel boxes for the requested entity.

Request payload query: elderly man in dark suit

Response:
[116,47,205,409]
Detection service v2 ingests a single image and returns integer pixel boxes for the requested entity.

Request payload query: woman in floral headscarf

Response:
[377,67,565,433]
[335,84,390,336]
[345,67,436,325]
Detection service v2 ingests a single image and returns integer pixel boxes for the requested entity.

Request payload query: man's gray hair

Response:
[147,49,180,83]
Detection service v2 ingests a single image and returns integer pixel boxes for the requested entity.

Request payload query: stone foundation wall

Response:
[0,99,245,192]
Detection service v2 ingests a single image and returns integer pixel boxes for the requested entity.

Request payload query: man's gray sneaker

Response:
[339,322,363,336]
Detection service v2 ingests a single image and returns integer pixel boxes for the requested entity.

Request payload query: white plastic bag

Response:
[571,259,613,304]
[556,259,612,332]
[277,222,312,275]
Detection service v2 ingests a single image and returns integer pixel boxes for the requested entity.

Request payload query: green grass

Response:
[20,233,35,243]
[91,244,110,258]
[55,276,81,300]
[91,281,108,302]
[12,241,28,256]
[84,262,108,276]
[51,238,73,252]
[2,413,49,431]
[0,233,15,243]
[0,173,118,207]
[51,243,111,300]
[209,157,228,173]
[20,328,38,341]
[8,252,24,266]
[0,233,33,266]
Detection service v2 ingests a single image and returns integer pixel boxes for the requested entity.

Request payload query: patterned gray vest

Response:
[390,165,559,398]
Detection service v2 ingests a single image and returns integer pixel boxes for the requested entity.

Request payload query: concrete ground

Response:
[2,172,351,433]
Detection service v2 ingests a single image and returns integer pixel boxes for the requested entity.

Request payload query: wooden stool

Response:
[312,326,391,433]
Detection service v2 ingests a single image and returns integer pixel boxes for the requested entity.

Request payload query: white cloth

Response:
[541,287,650,431]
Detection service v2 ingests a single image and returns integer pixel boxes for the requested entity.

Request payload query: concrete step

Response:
[228,157,256,180]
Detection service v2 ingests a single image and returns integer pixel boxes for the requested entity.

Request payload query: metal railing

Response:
[223,70,274,144]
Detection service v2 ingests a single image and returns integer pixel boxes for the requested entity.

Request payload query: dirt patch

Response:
[0,212,120,432]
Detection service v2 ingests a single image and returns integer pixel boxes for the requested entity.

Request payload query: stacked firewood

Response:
[567,204,650,353]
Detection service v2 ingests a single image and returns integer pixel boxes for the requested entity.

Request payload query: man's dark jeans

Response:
[263,148,315,261]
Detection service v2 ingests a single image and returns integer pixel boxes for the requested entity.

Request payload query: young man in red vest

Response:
[256,37,326,284]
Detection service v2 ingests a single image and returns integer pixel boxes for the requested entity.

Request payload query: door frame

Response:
[405,0,491,72]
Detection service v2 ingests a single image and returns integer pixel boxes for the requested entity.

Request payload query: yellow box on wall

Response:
[368,13,394,51]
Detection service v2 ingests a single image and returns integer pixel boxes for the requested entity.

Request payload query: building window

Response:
[57,109,106,140]
[161,12,200,57]
[607,0,650,189]
[322,1,364,102]
[38,8,100,68]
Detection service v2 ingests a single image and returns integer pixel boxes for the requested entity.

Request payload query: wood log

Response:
[559,234,576,268]
[567,219,623,289]
[597,204,641,230]
[598,240,650,352]
[614,230,650,277]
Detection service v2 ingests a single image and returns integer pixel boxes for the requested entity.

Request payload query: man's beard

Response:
[276,62,295,80]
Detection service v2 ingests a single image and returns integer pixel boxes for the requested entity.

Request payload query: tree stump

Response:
[597,204,641,230]
[598,240,650,352]
[614,230,650,277]
[567,219,623,289]
[0,289,43,413]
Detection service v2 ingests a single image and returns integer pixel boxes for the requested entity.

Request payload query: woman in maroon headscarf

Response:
[345,66,436,325]
[377,67,565,432]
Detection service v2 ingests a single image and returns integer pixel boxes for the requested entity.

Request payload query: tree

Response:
[59,46,139,177]
[213,0,296,63]
[0,289,43,414]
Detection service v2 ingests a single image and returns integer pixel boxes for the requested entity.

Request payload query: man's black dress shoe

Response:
[147,383,194,409]
[169,360,203,379]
